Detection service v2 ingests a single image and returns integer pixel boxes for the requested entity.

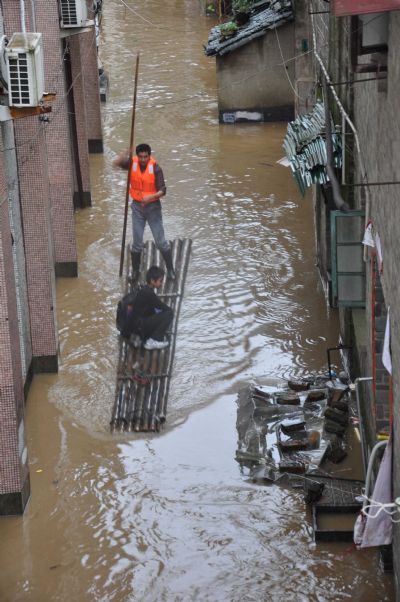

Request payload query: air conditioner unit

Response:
[5,33,44,107]
[59,0,89,28]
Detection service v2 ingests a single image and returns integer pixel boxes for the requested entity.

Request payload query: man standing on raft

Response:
[113,143,175,280]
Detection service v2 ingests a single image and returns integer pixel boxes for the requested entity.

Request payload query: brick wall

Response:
[36,0,78,276]
[352,12,400,588]
[312,5,400,590]
[0,156,29,514]
[1,121,32,385]
[0,0,102,513]
[309,1,400,589]
[14,119,58,371]
[2,1,58,371]
[83,3,103,153]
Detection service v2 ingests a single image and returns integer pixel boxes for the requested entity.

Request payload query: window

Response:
[351,13,388,76]
[330,211,366,307]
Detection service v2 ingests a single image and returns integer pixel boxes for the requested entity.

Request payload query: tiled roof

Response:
[283,103,342,196]
[204,0,293,57]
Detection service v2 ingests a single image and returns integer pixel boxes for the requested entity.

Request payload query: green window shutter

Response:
[330,210,366,307]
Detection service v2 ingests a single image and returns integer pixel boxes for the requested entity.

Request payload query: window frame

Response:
[330,210,366,308]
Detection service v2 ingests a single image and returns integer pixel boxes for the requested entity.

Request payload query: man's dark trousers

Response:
[141,308,173,342]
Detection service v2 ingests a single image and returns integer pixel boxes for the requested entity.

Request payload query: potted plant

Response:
[219,21,239,38]
[232,0,253,25]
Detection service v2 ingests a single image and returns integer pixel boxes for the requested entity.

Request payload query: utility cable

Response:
[117,0,198,33]
[274,27,306,101]
[310,0,381,256]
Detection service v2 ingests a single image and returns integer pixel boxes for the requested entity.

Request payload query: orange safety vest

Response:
[129,156,158,202]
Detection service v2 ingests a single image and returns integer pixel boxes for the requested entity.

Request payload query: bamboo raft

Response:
[111,238,192,432]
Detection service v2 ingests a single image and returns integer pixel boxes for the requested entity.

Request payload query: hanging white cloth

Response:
[362,221,375,247]
[359,435,393,548]
[374,232,383,272]
[382,307,392,376]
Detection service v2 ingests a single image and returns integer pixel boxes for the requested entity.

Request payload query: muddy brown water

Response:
[0,1,394,600]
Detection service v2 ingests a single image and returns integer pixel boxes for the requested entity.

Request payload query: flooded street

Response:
[0,1,394,600]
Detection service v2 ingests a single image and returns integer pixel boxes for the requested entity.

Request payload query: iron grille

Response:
[8,54,31,106]
[60,0,78,26]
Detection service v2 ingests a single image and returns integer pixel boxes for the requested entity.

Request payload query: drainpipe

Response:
[354,376,373,477]
[323,79,350,212]
[19,0,27,33]
[29,0,37,31]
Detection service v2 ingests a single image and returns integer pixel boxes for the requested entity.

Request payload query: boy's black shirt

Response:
[132,284,170,319]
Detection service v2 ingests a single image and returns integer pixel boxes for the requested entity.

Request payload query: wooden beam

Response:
[10,104,52,120]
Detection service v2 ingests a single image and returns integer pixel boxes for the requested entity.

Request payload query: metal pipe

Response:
[0,5,5,36]
[331,76,386,86]
[19,0,27,33]
[354,376,373,477]
[344,180,400,188]
[341,112,346,186]
[29,0,37,31]
[322,80,349,212]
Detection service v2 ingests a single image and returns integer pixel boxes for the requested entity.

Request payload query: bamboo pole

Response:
[111,336,129,430]
[133,351,150,431]
[158,239,191,422]
[119,53,140,277]
[141,350,160,430]
[125,354,141,431]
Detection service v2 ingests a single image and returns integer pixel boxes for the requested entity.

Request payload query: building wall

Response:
[37,0,78,277]
[311,1,400,591]
[0,0,102,514]
[0,149,30,515]
[2,1,59,372]
[14,119,59,372]
[352,11,400,589]
[1,121,32,386]
[216,22,295,120]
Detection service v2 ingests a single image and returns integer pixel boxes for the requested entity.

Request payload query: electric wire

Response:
[309,0,386,256]
[105,3,375,113]
[274,26,307,102]
[117,0,199,33]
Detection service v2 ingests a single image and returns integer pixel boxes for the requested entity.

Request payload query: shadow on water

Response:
[0,0,394,600]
